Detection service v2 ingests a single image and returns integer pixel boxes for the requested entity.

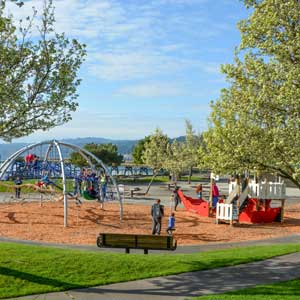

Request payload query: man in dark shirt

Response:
[151,199,164,235]
[14,176,22,199]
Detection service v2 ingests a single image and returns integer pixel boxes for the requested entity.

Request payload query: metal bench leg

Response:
[144,249,148,255]
[125,248,130,254]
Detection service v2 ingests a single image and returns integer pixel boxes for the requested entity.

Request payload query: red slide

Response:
[178,189,210,217]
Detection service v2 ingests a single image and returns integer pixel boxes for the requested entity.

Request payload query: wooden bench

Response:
[96,233,177,254]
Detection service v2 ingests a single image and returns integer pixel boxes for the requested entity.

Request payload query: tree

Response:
[132,136,150,165]
[0,0,86,141]
[70,143,123,167]
[164,139,186,184]
[183,120,203,183]
[142,128,169,194]
[203,0,300,188]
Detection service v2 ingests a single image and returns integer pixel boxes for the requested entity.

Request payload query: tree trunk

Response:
[188,167,193,184]
[145,171,158,195]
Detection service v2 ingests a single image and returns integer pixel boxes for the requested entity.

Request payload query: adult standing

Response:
[151,199,164,235]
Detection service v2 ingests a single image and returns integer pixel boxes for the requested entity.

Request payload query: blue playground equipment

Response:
[0,140,123,227]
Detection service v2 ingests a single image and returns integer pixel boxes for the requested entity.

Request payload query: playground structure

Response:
[0,140,122,226]
[178,178,286,225]
[216,179,285,225]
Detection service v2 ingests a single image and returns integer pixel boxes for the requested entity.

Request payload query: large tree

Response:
[0,0,86,141]
[203,0,300,188]
[70,143,123,167]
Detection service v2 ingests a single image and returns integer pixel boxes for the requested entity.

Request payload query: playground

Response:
[0,140,300,247]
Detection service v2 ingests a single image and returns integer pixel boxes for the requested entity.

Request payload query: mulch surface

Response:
[0,201,299,246]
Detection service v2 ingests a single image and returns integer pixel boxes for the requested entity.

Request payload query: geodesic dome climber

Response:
[0,140,123,226]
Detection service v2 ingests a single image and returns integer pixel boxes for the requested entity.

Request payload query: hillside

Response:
[0,138,138,160]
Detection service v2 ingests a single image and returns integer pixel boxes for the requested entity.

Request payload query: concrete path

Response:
[8,252,300,300]
[1,233,300,254]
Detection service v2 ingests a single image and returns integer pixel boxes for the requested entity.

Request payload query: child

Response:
[196,183,203,199]
[14,176,22,198]
[166,212,175,235]
[173,187,181,211]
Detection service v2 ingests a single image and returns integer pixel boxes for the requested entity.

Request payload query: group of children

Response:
[13,154,110,203]
[74,168,108,201]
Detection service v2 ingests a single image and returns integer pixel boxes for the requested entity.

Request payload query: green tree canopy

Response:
[0,0,86,141]
[164,139,186,183]
[203,0,300,188]
[142,128,169,173]
[142,128,169,194]
[132,136,150,165]
[70,143,123,167]
[183,120,203,182]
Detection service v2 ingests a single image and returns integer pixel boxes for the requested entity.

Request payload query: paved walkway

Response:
[1,233,300,254]
[8,252,300,300]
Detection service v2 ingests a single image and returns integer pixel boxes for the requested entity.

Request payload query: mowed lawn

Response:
[194,279,300,300]
[0,243,300,299]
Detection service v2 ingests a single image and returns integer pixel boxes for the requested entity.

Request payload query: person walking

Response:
[151,199,164,235]
[173,187,181,211]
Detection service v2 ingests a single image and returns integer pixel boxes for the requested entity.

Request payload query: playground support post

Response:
[209,174,213,217]
[280,199,285,223]
[53,141,68,227]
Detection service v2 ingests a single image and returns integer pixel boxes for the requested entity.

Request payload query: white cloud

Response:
[5,0,229,82]
[116,82,185,98]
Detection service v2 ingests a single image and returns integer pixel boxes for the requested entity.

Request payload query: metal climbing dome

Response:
[0,140,123,226]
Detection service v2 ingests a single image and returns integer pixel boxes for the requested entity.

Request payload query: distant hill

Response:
[0,138,139,160]
[0,136,188,161]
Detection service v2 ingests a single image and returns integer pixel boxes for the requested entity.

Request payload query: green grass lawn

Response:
[194,279,300,300]
[0,243,300,299]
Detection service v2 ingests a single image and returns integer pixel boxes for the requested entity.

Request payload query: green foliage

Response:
[163,121,203,182]
[164,139,186,181]
[142,128,169,172]
[70,143,123,167]
[0,0,86,141]
[203,0,300,188]
[132,136,151,165]
[183,120,204,170]
[0,242,300,298]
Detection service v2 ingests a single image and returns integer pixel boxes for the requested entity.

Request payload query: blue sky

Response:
[8,0,249,142]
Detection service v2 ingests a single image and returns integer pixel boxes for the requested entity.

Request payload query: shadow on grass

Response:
[0,266,82,290]
[71,256,300,298]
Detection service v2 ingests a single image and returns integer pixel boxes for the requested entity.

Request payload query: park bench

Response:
[96,233,177,254]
